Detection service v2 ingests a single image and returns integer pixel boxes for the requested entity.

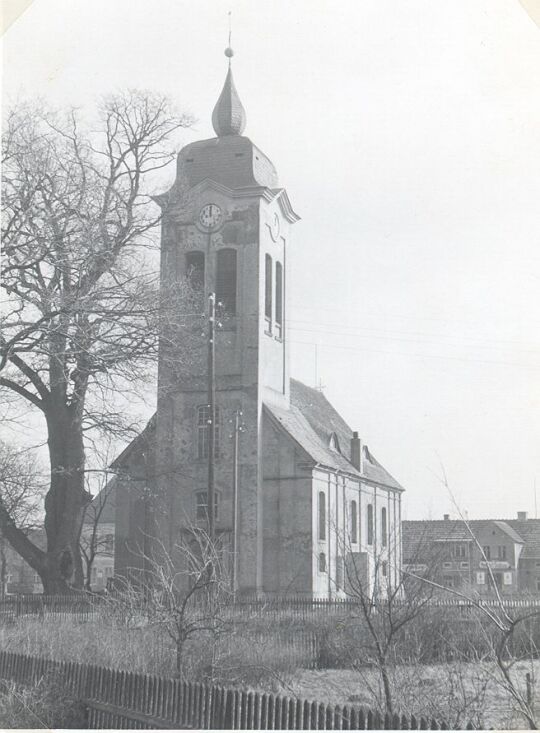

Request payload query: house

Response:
[80,481,116,591]
[112,49,405,598]
[1,529,45,596]
[402,512,540,596]
[0,485,115,596]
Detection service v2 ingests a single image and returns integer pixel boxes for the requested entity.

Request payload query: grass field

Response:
[0,614,536,729]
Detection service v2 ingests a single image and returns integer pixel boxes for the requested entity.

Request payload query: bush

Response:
[0,675,86,729]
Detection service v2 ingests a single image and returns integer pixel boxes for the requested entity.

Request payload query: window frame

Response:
[381,507,387,548]
[185,250,205,290]
[264,253,273,332]
[216,248,237,315]
[197,405,221,460]
[318,491,326,542]
[275,261,283,338]
[195,490,220,522]
[367,504,373,546]
[350,500,358,544]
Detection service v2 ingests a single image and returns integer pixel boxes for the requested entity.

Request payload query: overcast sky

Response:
[3,0,540,520]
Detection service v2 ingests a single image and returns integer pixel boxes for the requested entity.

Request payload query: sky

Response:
[2,0,540,520]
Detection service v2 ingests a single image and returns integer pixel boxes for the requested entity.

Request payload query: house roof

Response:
[264,379,404,491]
[402,519,529,562]
[110,414,156,470]
[505,519,540,559]
[83,477,117,525]
[110,380,404,493]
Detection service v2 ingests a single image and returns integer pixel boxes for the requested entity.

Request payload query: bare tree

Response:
[0,440,45,596]
[335,527,437,718]
[0,94,194,592]
[79,478,115,592]
[110,526,232,678]
[405,472,540,729]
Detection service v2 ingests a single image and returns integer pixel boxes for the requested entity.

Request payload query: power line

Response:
[288,338,540,371]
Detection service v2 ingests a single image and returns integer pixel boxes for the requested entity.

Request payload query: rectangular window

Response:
[443,575,454,588]
[318,492,326,541]
[476,572,486,585]
[443,561,452,569]
[350,500,358,544]
[381,507,387,547]
[197,405,220,459]
[482,546,491,561]
[497,546,507,560]
[275,262,283,338]
[105,567,113,577]
[460,562,469,569]
[185,251,205,289]
[265,254,272,328]
[196,491,220,522]
[454,544,466,558]
[367,504,373,545]
[382,561,388,577]
[503,572,512,586]
[216,248,237,314]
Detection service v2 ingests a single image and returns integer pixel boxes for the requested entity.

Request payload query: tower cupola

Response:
[211,48,247,137]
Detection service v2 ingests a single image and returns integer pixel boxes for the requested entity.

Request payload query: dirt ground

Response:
[273,663,537,730]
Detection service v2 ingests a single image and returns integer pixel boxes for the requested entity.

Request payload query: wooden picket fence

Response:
[0,650,473,729]
[3,592,540,626]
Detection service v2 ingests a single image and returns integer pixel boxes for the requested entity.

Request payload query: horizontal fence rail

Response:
[0,650,474,730]
[3,592,540,623]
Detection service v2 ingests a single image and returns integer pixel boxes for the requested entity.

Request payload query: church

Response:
[112,49,405,598]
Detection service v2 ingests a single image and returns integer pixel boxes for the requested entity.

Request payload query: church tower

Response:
[154,48,300,593]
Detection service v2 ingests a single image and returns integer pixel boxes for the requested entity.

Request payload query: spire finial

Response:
[225,12,234,67]
[212,14,246,137]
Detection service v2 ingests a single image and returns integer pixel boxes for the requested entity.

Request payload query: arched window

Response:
[185,251,205,289]
[275,261,283,337]
[318,552,327,573]
[367,504,373,545]
[265,254,272,326]
[318,491,326,541]
[351,500,358,544]
[381,507,387,547]
[197,405,220,459]
[216,248,237,314]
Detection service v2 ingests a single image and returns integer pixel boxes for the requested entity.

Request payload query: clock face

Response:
[270,212,281,241]
[199,203,222,230]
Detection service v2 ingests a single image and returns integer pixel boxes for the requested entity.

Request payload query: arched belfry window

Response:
[275,261,283,337]
[185,251,205,290]
[216,248,237,314]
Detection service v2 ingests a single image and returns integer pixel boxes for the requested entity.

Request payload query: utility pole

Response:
[231,408,242,595]
[207,292,216,541]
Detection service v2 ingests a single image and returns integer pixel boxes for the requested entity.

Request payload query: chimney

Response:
[351,431,363,472]
[443,514,450,521]
[517,511,528,521]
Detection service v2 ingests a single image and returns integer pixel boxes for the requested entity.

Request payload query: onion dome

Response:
[211,48,247,137]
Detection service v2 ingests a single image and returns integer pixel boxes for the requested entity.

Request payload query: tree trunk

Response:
[41,402,90,594]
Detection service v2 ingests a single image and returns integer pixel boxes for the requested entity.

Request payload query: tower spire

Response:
[211,21,246,137]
